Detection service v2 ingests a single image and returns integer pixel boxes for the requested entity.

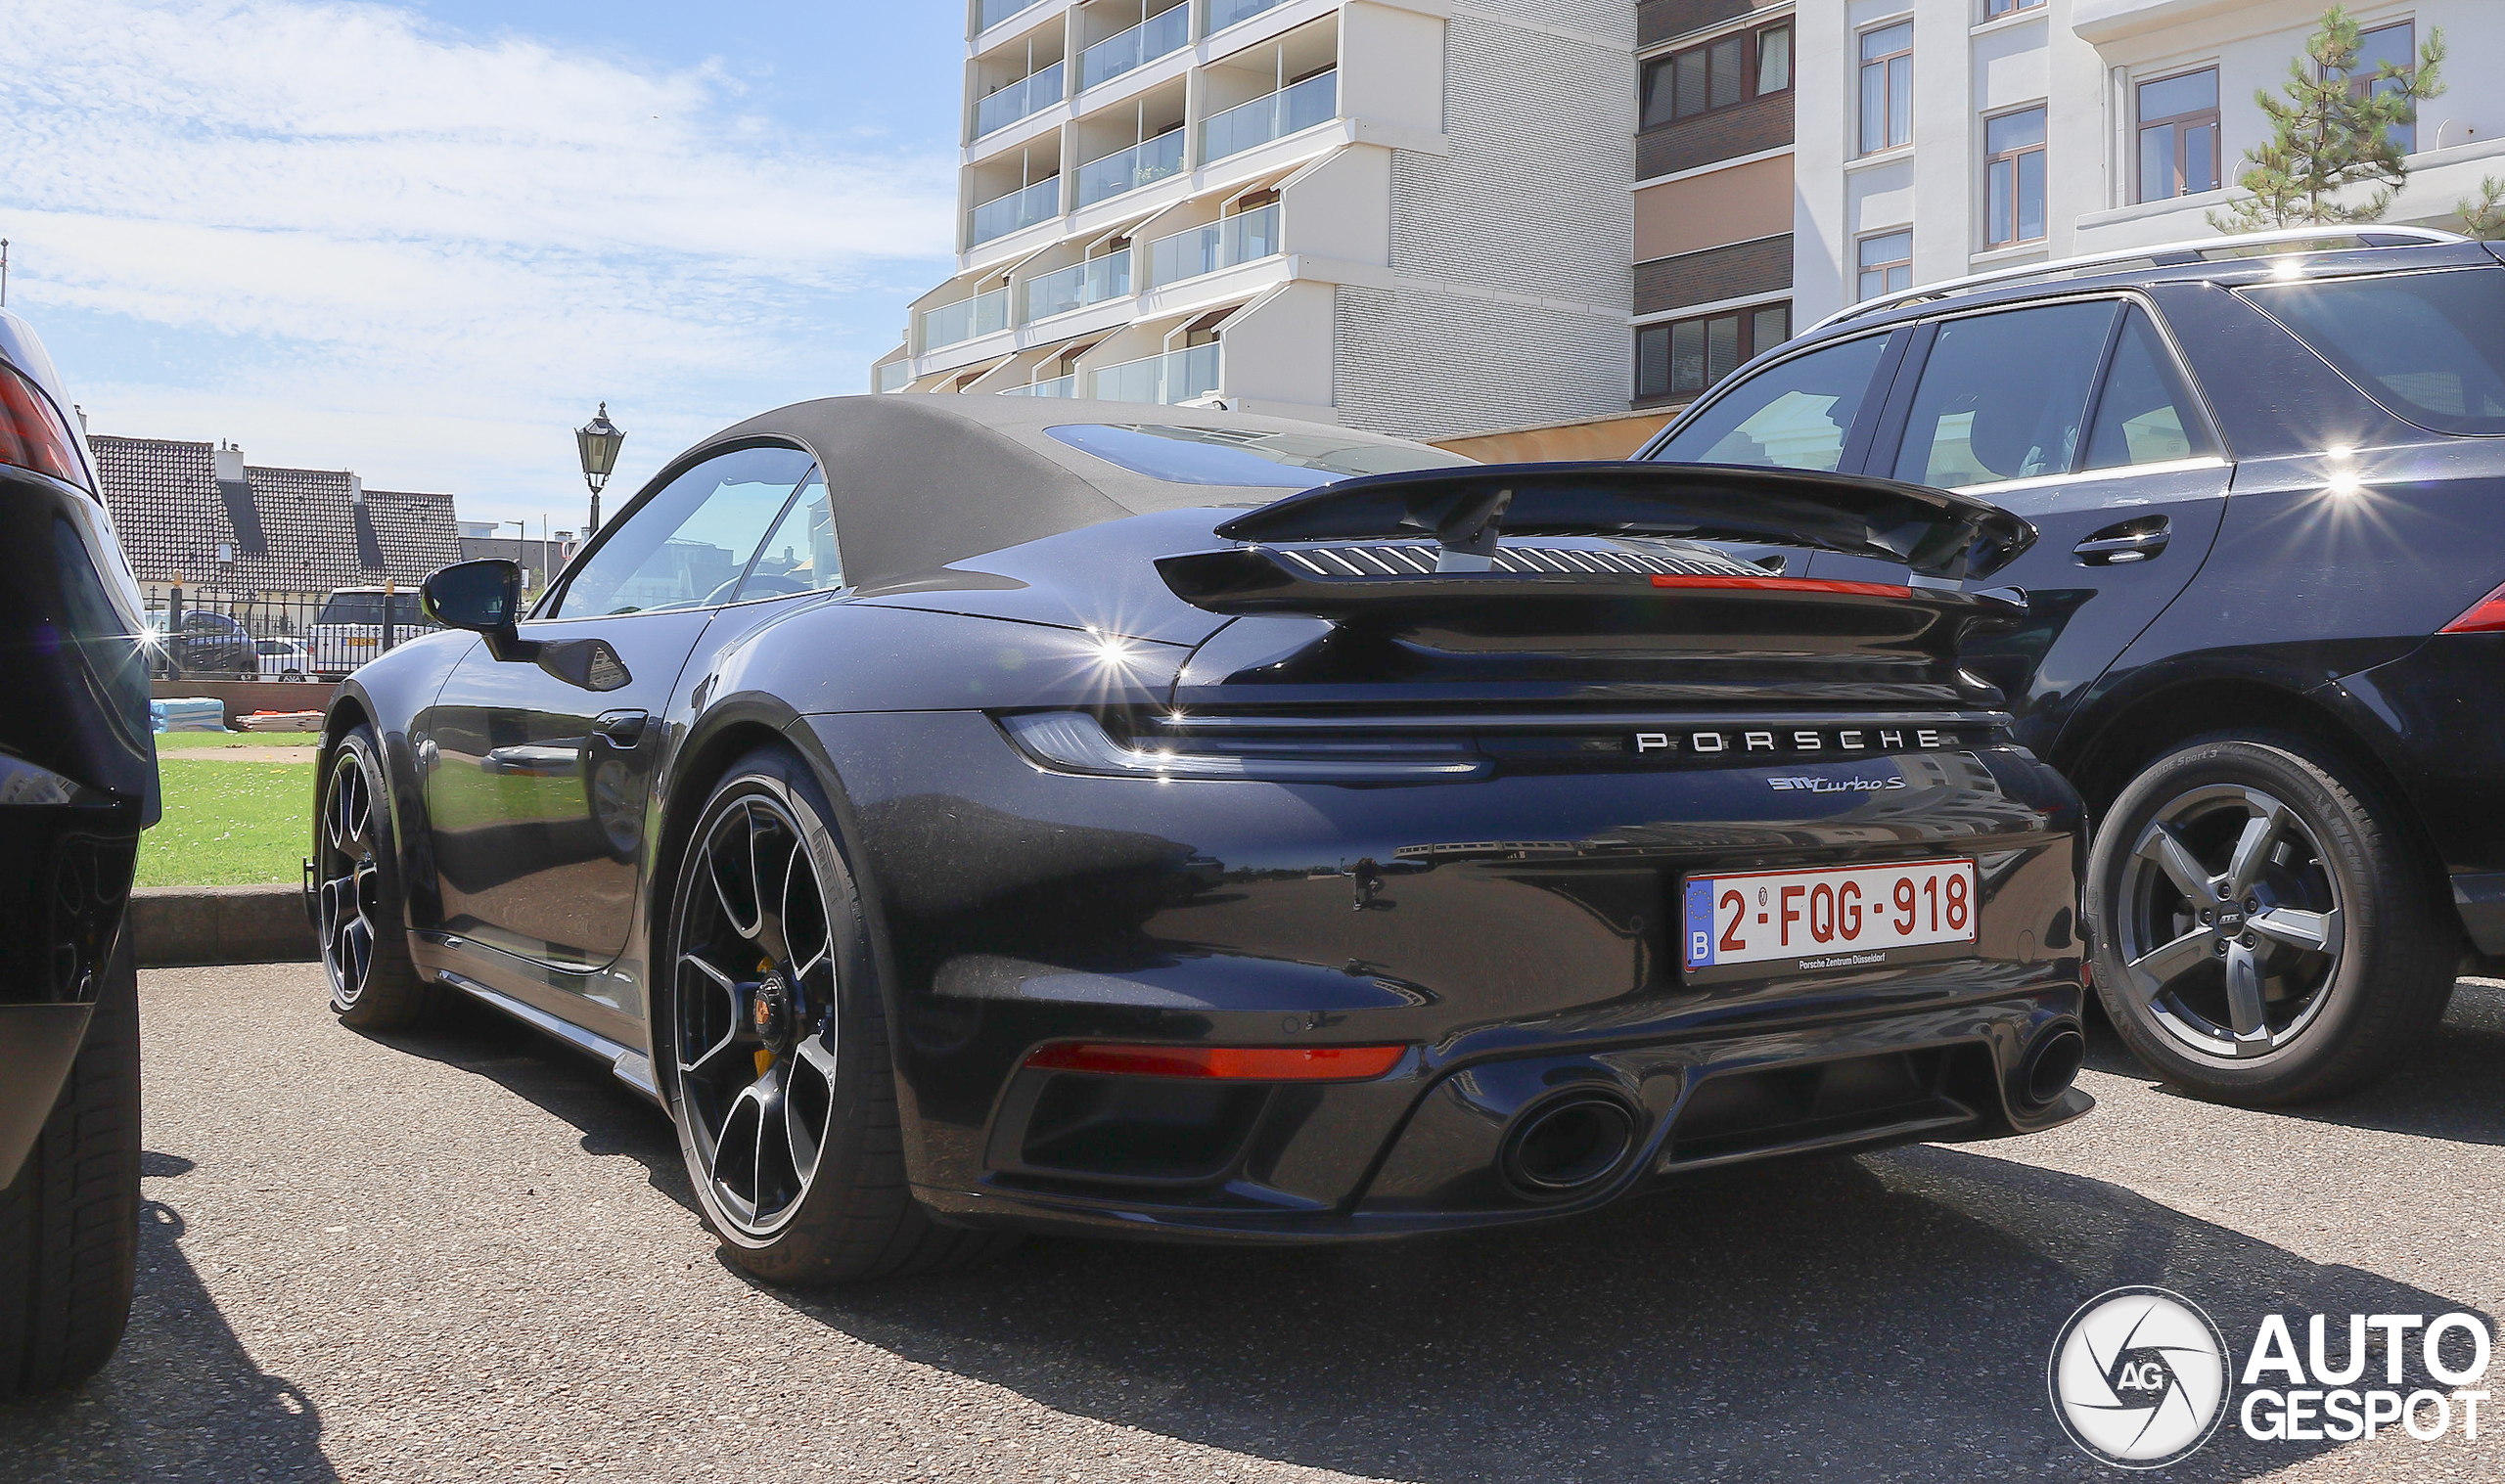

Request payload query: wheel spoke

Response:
[2136,822,2216,905]
[2225,796,2287,897]
[707,805,763,940]
[675,955,758,1075]
[2251,905,2342,956]
[2127,928,2213,998]
[2224,943,2271,1056]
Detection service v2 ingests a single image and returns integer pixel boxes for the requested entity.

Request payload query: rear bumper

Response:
[2321,633,2505,945]
[799,710,2088,1240]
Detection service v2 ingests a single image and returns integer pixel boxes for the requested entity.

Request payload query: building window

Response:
[1984,106,2047,247]
[2136,67,2220,202]
[2338,21,2421,156]
[1637,302,1792,403]
[1857,230,1913,301]
[1859,22,1914,155]
[1983,0,2044,18]
[1641,22,1794,131]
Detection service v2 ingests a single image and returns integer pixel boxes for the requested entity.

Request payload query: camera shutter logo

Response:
[2048,1287,2231,1468]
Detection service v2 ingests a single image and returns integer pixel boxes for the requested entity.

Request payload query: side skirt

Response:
[435,969,662,1105]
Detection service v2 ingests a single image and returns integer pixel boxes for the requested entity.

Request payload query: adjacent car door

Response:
[422,443,819,969]
[1820,298,2233,752]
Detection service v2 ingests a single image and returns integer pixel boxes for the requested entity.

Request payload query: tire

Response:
[2085,732,2457,1105]
[0,925,140,1396]
[658,745,1014,1284]
[316,725,440,1030]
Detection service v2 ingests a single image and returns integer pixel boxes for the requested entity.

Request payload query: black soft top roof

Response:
[671,394,1464,591]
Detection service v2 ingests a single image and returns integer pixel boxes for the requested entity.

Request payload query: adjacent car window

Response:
[2084,307,2216,470]
[2243,267,2505,435]
[554,446,817,617]
[1892,301,2117,488]
[1650,333,1890,472]
[733,468,843,602]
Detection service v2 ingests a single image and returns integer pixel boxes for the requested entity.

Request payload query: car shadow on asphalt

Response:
[0,1183,338,1484]
[2083,977,2505,1147]
[376,997,2495,1484]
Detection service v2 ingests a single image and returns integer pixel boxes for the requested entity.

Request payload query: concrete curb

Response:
[132,883,316,967]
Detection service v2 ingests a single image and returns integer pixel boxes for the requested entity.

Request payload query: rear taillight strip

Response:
[1650,573,1916,598]
[2439,582,2505,634]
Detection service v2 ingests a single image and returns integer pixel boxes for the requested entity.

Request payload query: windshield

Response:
[1046,423,1473,488]
[316,592,424,626]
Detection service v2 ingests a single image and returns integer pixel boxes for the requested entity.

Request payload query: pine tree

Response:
[2210,5,2445,232]
[2458,177,2505,240]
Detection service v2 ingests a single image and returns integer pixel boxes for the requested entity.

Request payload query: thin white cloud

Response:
[0,0,958,522]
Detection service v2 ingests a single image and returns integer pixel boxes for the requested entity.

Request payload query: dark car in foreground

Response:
[1643,225,2505,1105]
[0,310,155,1392]
[316,396,2088,1282]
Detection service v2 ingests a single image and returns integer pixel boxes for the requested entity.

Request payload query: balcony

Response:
[1091,342,1221,404]
[1027,248,1133,320]
[1207,0,1290,32]
[1000,374,1079,397]
[921,286,1012,350]
[1149,202,1280,288]
[1081,5,1190,91]
[1201,71,1336,165]
[970,177,1061,246]
[979,0,1052,32]
[1076,129,1185,207]
[976,61,1064,138]
[876,361,914,392]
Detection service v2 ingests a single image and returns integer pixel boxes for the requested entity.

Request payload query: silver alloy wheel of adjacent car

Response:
[2112,783,2346,1059]
[317,748,385,1008]
[669,791,843,1239]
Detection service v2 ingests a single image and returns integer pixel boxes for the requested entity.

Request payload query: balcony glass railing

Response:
[976,61,1064,138]
[1076,129,1185,207]
[1091,342,1221,404]
[979,0,1051,32]
[876,361,914,392]
[1207,0,1290,32]
[1000,374,1079,397]
[1149,202,1281,287]
[1201,71,1336,164]
[920,286,1010,350]
[1081,5,1190,91]
[1026,248,1133,321]
[969,177,1060,245]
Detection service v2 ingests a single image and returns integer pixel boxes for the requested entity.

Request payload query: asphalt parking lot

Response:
[5,966,2503,1484]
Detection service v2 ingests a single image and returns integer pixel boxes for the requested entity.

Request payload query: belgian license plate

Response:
[1682,858,1978,977]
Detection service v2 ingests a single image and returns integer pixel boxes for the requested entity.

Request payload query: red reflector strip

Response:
[1023,1042,1407,1081]
[1650,573,1914,598]
[0,364,90,492]
[2439,582,2505,634]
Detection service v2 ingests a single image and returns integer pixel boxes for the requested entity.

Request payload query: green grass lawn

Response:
[138,758,317,886]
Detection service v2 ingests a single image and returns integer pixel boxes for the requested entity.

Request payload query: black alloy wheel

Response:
[2087,734,2457,1105]
[316,727,435,1030]
[660,747,1011,1282]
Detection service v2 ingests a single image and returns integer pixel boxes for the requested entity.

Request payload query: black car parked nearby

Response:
[0,310,155,1393]
[316,396,2089,1283]
[1644,225,2505,1105]
[146,607,254,679]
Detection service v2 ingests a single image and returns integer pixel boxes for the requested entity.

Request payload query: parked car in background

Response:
[144,607,254,678]
[256,637,312,680]
[0,308,154,1394]
[312,397,2088,1285]
[1643,225,2505,1106]
[302,586,433,678]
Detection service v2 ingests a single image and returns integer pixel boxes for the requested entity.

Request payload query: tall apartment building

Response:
[875,0,1657,458]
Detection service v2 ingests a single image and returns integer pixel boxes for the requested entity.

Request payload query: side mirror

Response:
[422,560,523,634]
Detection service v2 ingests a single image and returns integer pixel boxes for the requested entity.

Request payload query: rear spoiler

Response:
[1202,462,2031,580]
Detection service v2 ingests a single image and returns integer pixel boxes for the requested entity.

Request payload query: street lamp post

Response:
[575,403,625,535]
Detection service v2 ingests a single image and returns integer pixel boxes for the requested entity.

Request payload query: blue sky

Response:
[2,0,967,531]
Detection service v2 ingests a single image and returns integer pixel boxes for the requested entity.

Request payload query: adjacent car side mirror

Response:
[418,559,631,693]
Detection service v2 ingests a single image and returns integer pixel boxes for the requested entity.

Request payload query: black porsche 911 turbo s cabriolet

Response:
[315,395,2092,1282]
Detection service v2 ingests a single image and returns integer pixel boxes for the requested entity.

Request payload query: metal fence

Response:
[140,585,442,682]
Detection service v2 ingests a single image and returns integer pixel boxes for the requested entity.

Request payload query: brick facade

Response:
[1634,233,1793,317]
[1638,89,1792,180]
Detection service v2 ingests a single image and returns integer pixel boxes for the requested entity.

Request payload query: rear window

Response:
[317,593,423,626]
[1046,424,1473,488]
[2242,267,2505,434]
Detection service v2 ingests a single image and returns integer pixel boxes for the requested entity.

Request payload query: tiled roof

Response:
[91,435,461,592]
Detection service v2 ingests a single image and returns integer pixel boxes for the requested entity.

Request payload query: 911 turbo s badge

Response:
[1767,776,1908,792]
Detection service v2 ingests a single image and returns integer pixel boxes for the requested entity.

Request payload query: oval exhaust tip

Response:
[2022,1026,2087,1109]
[1500,1094,1638,1198]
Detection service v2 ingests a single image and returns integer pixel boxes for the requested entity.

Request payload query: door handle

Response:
[593,709,650,747]
[2074,517,2171,564]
